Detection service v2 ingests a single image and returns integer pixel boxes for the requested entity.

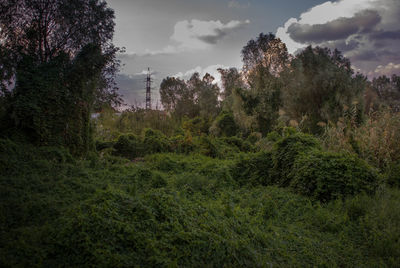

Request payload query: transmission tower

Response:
[145,67,152,110]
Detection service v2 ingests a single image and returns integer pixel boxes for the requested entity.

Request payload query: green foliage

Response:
[159,73,220,120]
[182,116,211,136]
[236,68,282,135]
[170,132,195,154]
[210,112,238,137]
[272,132,322,186]
[8,44,108,154]
[290,150,379,202]
[1,139,400,267]
[142,128,170,154]
[386,162,400,187]
[113,134,144,159]
[281,46,365,134]
[231,151,273,186]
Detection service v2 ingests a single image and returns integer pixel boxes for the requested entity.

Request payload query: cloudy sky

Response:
[106,0,400,108]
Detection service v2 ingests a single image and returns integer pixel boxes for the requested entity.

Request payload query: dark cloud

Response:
[370,30,400,40]
[321,39,360,52]
[197,29,227,44]
[288,10,381,43]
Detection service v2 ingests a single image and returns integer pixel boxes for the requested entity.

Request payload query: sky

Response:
[106,0,400,108]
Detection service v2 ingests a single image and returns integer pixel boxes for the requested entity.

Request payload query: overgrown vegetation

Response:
[1,1,400,266]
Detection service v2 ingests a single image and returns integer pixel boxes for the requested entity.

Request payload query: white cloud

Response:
[275,0,400,78]
[141,19,250,56]
[276,0,374,53]
[374,62,400,76]
[171,19,250,50]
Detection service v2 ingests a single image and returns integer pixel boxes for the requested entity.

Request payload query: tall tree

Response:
[191,73,220,118]
[281,46,366,133]
[236,33,288,134]
[0,0,120,107]
[160,76,198,118]
[241,33,289,79]
[159,73,220,119]
[0,0,120,153]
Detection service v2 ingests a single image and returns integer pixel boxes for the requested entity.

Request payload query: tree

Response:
[159,73,220,119]
[218,67,243,100]
[241,33,289,79]
[236,65,282,135]
[0,0,120,153]
[281,46,366,133]
[372,74,400,112]
[0,0,120,107]
[159,76,198,118]
[10,44,108,153]
[235,33,288,135]
[191,73,220,118]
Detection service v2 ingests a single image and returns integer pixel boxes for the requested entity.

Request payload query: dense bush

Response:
[323,110,400,171]
[169,132,195,154]
[113,134,144,159]
[290,150,379,202]
[142,128,170,154]
[386,162,400,187]
[272,132,321,186]
[209,112,238,137]
[231,151,273,186]
[1,139,400,267]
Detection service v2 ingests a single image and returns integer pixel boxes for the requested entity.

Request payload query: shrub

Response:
[386,162,400,187]
[231,151,273,186]
[246,132,262,144]
[142,128,170,154]
[195,136,219,158]
[272,132,321,186]
[220,136,254,153]
[169,132,194,154]
[290,150,379,202]
[113,134,144,159]
[210,112,238,137]
[182,116,210,136]
[95,140,115,151]
[323,110,400,171]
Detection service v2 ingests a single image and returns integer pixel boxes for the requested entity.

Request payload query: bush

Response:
[246,132,262,144]
[210,112,238,137]
[272,132,321,186]
[323,110,400,171]
[182,116,210,136]
[142,128,170,154]
[95,140,115,151]
[113,134,144,159]
[169,132,194,154]
[220,136,254,153]
[231,151,273,186]
[386,162,400,187]
[290,150,379,202]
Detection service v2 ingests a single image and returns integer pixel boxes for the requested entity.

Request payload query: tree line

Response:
[160,33,399,136]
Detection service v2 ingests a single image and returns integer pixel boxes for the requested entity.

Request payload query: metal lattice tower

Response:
[145,67,152,110]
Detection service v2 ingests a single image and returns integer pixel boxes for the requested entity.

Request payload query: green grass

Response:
[1,139,399,267]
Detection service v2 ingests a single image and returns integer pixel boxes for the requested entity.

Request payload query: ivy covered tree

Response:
[0,0,121,153]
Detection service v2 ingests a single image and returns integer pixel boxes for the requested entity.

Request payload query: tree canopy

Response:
[0,0,120,153]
